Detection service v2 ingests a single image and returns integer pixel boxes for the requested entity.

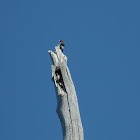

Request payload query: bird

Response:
[59,40,65,52]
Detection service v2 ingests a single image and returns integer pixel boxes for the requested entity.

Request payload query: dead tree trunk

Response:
[48,45,84,140]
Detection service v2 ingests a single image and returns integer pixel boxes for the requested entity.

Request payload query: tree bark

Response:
[48,45,84,140]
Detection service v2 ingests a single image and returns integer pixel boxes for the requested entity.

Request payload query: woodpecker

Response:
[59,40,65,52]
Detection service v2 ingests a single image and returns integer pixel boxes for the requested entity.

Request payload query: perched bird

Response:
[59,40,65,52]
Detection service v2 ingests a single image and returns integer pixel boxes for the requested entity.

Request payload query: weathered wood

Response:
[48,45,84,140]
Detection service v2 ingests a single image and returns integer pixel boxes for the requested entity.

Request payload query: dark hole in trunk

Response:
[55,67,67,93]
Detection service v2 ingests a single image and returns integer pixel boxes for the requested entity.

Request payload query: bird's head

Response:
[59,40,64,43]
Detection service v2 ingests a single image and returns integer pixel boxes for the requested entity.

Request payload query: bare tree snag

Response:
[48,45,84,140]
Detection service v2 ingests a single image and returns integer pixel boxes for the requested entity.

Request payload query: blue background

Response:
[0,0,140,140]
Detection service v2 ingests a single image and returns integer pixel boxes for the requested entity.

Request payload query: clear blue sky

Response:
[0,0,140,140]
